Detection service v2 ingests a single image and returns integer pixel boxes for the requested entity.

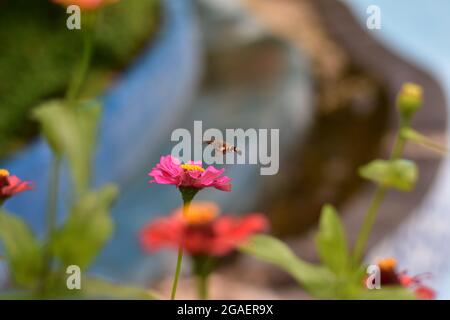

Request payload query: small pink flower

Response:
[52,0,117,10]
[148,155,232,192]
[0,169,33,202]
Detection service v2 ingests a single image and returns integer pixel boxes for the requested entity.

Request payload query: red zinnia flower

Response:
[376,257,436,299]
[0,169,33,203]
[140,202,268,256]
[148,155,232,192]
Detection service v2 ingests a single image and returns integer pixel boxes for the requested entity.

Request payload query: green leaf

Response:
[50,185,118,269]
[33,99,102,195]
[81,276,159,300]
[359,159,418,191]
[240,235,412,300]
[315,205,349,275]
[352,286,416,300]
[240,235,336,297]
[0,210,43,288]
[401,128,448,155]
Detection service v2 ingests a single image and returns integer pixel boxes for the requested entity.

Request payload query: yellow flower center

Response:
[180,164,205,172]
[0,169,10,177]
[181,202,219,225]
[402,83,423,99]
[377,257,397,271]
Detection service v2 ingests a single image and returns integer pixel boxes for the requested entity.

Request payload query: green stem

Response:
[351,187,386,265]
[170,245,184,300]
[170,199,194,300]
[65,24,94,104]
[197,273,208,300]
[0,202,2,260]
[37,21,96,297]
[193,256,214,300]
[351,119,410,265]
[402,128,448,155]
[37,155,61,298]
[390,127,408,160]
[47,156,61,235]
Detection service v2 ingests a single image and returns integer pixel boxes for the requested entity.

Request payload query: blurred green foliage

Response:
[240,82,443,299]
[0,210,44,289]
[241,232,415,300]
[50,184,118,269]
[240,233,337,298]
[315,205,349,277]
[0,0,160,157]
[359,159,418,191]
[402,127,448,154]
[0,95,156,299]
[0,203,157,298]
[33,100,102,194]
[0,1,162,294]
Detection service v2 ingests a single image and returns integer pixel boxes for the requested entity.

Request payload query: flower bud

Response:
[397,82,423,118]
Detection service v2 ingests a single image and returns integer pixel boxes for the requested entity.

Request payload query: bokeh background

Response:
[1,0,449,299]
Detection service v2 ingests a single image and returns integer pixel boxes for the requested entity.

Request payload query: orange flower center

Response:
[377,257,397,271]
[180,164,205,172]
[0,169,10,177]
[182,202,219,225]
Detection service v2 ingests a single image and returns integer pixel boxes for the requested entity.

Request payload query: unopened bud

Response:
[397,82,423,118]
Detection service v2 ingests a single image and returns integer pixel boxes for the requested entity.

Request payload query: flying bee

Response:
[203,137,242,155]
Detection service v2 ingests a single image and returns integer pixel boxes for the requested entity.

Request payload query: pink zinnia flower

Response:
[0,169,33,203]
[140,202,269,256]
[148,155,232,192]
[52,0,117,10]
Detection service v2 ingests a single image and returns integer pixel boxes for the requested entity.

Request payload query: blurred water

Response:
[344,0,450,299]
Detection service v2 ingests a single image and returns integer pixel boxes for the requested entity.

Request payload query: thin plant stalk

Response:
[195,256,213,300]
[197,273,208,300]
[351,119,410,265]
[170,246,184,300]
[65,16,96,103]
[170,200,192,300]
[47,156,62,235]
[38,20,96,296]
[37,155,61,297]
[46,17,95,241]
